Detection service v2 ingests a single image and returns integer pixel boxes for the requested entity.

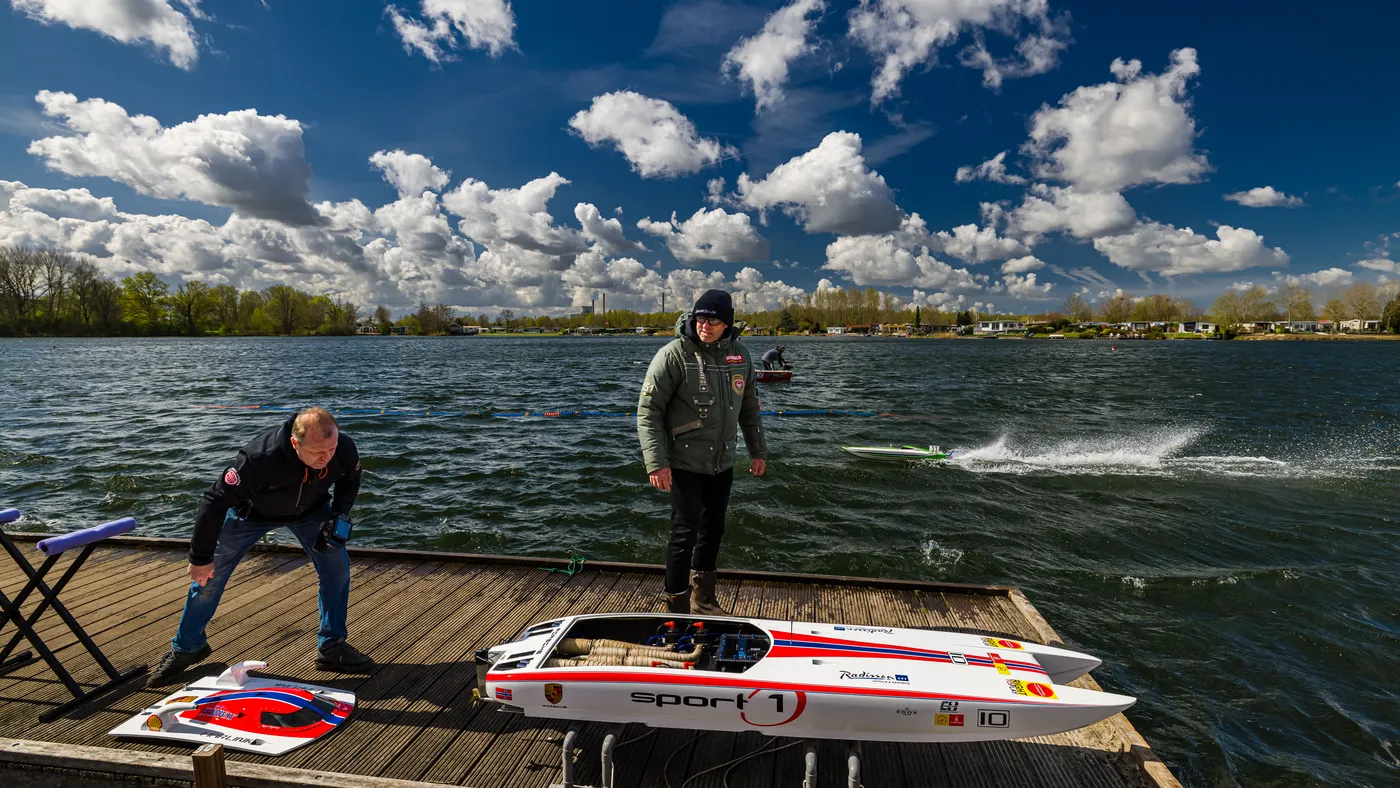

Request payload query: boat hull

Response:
[755,369,792,383]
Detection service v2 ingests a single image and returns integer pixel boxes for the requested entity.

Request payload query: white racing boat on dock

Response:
[476,613,1133,743]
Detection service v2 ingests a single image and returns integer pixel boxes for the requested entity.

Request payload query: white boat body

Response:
[842,445,949,461]
[109,661,355,755]
[482,614,1133,743]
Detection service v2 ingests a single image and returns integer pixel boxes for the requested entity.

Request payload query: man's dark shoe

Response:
[317,640,374,673]
[146,644,213,688]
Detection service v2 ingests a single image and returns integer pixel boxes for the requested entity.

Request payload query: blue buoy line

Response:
[197,405,882,419]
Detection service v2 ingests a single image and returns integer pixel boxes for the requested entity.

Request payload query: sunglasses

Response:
[696,317,726,327]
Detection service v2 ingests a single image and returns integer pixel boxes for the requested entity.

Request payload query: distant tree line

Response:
[0,247,360,337]
[8,244,1398,339]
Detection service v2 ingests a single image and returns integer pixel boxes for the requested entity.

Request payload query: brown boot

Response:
[663,589,690,614]
[690,570,728,615]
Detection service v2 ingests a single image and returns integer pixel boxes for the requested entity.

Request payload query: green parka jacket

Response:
[637,313,767,475]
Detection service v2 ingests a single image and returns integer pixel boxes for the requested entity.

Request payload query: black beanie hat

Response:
[693,289,734,327]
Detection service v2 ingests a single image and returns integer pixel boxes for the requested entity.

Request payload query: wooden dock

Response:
[0,536,1179,787]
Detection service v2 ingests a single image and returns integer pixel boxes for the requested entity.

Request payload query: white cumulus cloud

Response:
[849,0,1070,103]
[1005,184,1137,243]
[1001,254,1044,273]
[387,0,517,63]
[1000,271,1054,299]
[1277,268,1353,287]
[569,91,736,179]
[1092,221,1290,277]
[10,0,201,69]
[1024,48,1210,192]
[27,90,320,226]
[370,149,451,197]
[735,131,902,235]
[722,0,826,113]
[574,202,646,257]
[1356,258,1398,273]
[637,207,770,263]
[822,220,986,291]
[1223,186,1305,208]
[931,222,1028,263]
[441,172,586,255]
[954,151,1027,185]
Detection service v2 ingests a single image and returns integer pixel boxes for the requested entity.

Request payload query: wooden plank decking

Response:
[0,536,1179,787]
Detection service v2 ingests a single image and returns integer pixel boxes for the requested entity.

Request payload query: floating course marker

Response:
[198,405,881,419]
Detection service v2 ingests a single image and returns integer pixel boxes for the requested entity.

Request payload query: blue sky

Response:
[1,0,1396,316]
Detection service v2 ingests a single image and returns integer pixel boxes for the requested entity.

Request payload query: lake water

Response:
[2,335,1397,786]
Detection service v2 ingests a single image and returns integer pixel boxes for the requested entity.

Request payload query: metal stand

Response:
[599,725,623,788]
[804,741,818,788]
[0,522,148,721]
[553,725,580,788]
[847,743,861,788]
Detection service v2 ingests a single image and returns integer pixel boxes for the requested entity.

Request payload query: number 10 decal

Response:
[739,689,807,727]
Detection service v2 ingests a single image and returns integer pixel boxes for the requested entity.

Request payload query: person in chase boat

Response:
[638,289,767,616]
[148,407,372,686]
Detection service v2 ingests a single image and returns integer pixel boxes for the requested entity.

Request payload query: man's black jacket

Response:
[190,415,361,565]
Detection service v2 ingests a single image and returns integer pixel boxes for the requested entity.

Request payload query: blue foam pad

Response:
[36,517,137,556]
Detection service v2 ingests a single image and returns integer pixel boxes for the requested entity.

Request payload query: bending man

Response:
[638,289,767,615]
[148,407,373,686]
[760,346,788,370]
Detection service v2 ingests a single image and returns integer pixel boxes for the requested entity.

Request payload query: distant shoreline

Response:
[5,331,1397,341]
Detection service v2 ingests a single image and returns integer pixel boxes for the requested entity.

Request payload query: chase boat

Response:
[476,614,1133,743]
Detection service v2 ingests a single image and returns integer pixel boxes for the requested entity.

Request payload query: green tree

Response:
[68,259,101,329]
[169,281,215,335]
[92,278,123,332]
[1382,294,1400,333]
[121,272,170,331]
[0,246,44,326]
[374,304,392,334]
[212,284,240,334]
[264,285,304,335]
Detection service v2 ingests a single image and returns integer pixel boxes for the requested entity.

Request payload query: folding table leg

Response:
[0,532,148,721]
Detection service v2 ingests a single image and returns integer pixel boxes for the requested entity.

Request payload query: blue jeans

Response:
[172,506,350,653]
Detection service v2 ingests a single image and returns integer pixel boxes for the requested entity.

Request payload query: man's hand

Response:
[188,562,214,587]
[750,458,766,477]
[649,467,673,492]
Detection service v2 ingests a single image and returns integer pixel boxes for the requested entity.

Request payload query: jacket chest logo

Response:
[724,354,744,365]
[732,374,745,394]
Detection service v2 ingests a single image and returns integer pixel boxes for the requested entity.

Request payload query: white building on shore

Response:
[974,320,1026,335]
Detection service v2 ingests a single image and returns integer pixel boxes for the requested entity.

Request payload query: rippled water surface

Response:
[3,336,1398,786]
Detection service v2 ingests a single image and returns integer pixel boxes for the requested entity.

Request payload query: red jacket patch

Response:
[725,354,744,364]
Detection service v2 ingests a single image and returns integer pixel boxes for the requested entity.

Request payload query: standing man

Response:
[148,407,373,686]
[638,289,767,615]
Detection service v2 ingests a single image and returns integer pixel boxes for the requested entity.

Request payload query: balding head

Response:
[290,407,339,469]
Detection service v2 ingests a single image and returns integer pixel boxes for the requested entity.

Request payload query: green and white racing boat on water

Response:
[841,445,951,461]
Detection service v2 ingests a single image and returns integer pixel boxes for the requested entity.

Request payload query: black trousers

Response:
[665,467,734,594]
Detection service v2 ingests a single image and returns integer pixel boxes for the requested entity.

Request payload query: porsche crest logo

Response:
[544,683,564,705]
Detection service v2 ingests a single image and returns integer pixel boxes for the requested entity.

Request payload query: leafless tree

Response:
[1063,292,1094,322]
[1097,291,1135,323]
[1342,282,1380,321]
